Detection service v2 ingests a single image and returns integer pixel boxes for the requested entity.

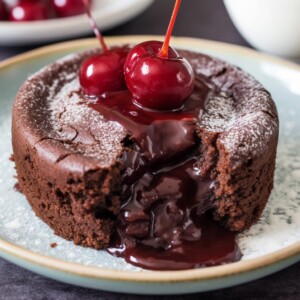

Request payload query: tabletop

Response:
[0,0,299,299]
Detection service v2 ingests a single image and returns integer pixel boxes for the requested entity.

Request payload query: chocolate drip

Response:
[89,76,241,270]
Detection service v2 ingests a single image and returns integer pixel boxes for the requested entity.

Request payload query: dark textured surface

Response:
[0,258,299,300]
[0,0,299,299]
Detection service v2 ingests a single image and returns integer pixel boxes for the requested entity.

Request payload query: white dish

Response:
[224,0,300,58]
[0,37,299,294]
[0,0,154,45]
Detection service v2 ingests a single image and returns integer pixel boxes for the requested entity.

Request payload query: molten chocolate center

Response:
[89,76,241,270]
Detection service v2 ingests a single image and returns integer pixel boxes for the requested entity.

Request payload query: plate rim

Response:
[0,36,300,284]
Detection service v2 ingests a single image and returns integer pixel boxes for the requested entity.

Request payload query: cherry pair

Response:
[79,0,195,111]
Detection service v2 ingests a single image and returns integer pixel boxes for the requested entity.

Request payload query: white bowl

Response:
[224,0,300,58]
[0,0,154,46]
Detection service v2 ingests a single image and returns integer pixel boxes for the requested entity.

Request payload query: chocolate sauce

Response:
[88,76,242,270]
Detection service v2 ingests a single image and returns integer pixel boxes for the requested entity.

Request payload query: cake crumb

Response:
[13,182,22,193]
[50,242,58,248]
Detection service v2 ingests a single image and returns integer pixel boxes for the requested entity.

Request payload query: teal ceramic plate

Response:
[0,37,300,295]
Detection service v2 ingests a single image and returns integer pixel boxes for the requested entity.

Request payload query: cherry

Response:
[124,41,195,111]
[80,47,129,97]
[0,1,7,20]
[51,0,89,18]
[9,1,50,22]
[79,0,129,97]
[124,0,195,111]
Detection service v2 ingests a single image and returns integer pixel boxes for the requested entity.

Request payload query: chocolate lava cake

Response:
[12,47,279,269]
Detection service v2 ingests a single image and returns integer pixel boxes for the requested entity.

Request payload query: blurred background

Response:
[1,0,299,61]
[1,0,299,62]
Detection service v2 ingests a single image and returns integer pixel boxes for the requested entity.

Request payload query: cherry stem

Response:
[82,0,108,52]
[158,0,181,58]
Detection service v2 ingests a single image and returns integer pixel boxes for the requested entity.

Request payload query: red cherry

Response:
[0,1,7,20]
[51,0,89,18]
[124,0,194,111]
[9,1,50,22]
[79,0,129,97]
[80,47,130,97]
[124,41,195,111]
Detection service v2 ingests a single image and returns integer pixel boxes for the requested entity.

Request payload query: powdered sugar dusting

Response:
[14,49,279,170]
[48,78,126,161]
[199,93,236,132]
[219,111,278,165]
[185,50,279,164]
[14,50,127,168]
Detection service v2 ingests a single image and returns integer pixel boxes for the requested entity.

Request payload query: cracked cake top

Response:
[13,48,279,173]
